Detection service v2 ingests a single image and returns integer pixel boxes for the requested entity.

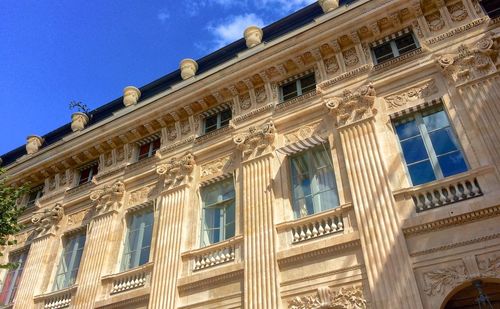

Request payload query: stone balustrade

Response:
[276,204,353,245]
[102,262,153,296]
[182,235,243,272]
[33,286,77,309]
[394,167,494,213]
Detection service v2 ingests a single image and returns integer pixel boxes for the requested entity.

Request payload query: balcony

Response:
[101,262,153,296]
[33,285,77,309]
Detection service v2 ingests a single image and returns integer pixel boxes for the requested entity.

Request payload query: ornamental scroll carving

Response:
[288,286,367,309]
[322,83,377,127]
[156,152,195,187]
[437,35,499,85]
[200,155,233,179]
[90,180,125,214]
[385,80,439,109]
[233,120,276,159]
[31,203,64,235]
[423,264,469,296]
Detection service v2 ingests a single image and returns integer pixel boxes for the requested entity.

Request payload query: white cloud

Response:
[157,10,170,23]
[208,13,265,49]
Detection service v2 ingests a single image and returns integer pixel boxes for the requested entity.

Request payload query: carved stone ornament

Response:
[255,86,267,104]
[156,152,195,187]
[323,83,377,127]
[90,180,125,214]
[448,2,468,22]
[200,155,233,179]
[26,135,44,155]
[288,286,367,309]
[129,186,154,206]
[437,37,498,85]
[478,255,500,278]
[31,203,64,235]
[239,93,252,110]
[324,57,339,74]
[385,80,439,109]
[71,112,89,132]
[343,48,359,67]
[423,264,469,296]
[233,120,276,159]
[285,122,328,145]
[427,13,445,32]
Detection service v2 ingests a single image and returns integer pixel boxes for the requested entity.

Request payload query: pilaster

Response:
[233,121,280,309]
[323,84,423,309]
[148,153,194,308]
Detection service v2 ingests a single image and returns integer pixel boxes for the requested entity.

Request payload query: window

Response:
[26,185,44,208]
[480,0,500,18]
[137,138,161,161]
[394,105,468,186]
[290,145,339,218]
[372,32,418,64]
[204,109,232,134]
[78,162,98,185]
[280,73,316,102]
[201,177,235,246]
[53,233,86,291]
[121,209,154,271]
[0,251,27,305]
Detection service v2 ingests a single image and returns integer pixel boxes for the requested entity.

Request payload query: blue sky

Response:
[0,0,315,155]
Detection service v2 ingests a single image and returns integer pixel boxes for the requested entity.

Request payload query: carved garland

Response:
[288,286,367,309]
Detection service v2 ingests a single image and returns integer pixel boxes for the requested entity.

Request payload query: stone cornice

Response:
[410,232,500,257]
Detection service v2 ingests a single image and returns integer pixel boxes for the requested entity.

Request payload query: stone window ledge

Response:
[34,284,77,309]
[194,125,234,145]
[373,48,423,72]
[182,235,243,272]
[101,262,154,296]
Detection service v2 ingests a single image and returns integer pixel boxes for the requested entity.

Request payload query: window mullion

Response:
[391,41,400,57]
[417,114,444,179]
[296,80,302,96]
[65,239,79,286]
[133,218,146,268]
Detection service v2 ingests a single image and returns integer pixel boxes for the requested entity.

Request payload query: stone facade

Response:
[1,0,500,308]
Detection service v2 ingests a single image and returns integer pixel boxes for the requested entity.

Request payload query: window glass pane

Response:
[437,151,468,177]
[373,43,394,63]
[0,252,27,305]
[152,139,161,152]
[300,74,316,93]
[53,234,86,290]
[138,143,150,160]
[423,109,449,131]
[428,128,460,155]
[395,119,419,140]
[91,165,99,178]
[395,34,417,54]
[79,169,90,184]
[400,136,429,164]
[220,109,232,123]
[282,82,298,101]
[408,160,436,185]
[122,209,153,270]
[205,115,218,132]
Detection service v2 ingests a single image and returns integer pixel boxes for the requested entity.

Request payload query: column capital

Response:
[156,152,195,189]
[322,83,377,128]
[89,180,125,216]
[233,120,276,161]
[31,203,64,237]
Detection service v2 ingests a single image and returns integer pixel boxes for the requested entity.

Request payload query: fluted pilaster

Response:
[13,233,57,309]
[242,154,280,309]
[148,186,188,308]
[340,118,422,308]
[72,211,117,308]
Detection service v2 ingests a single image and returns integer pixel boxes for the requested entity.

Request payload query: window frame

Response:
[279,73,316,102]
[137,138,161,161]
[52,232,86,291]
[200,177,236,247]
[78,162,98,185]
[371,31,419,64]
[288,144,340,219]
[203,109,232,134]
[0,251,28,305]
[26,185,44,208]
[393,105,469,187]
[120,208,154,272]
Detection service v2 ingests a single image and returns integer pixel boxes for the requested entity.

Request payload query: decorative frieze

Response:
[200,155,233,179]
[67,209,91,227]
[288,286,367,309]
[129,186,154,206]
[423,264,468,296]
[478,255,500,277]
[385,79,438,109]
[284,122,328,146]
[323,83,376,127]
[425,17,486,45]
[233,120,276,159]
[31,203,64,235]
[89,180,125,214]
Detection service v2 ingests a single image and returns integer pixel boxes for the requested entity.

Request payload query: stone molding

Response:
[322,83,377,128]
[156,152,195,188]
[90,180,125,215]
[384,79,439,110]
[316,64,371,92]
[288,286,367,309]
[177,268,244,292]
[31,203,64,235]
[425,17,487,45]
[233,120,276,160]
[411,232,500,257]
[200,155,234,180]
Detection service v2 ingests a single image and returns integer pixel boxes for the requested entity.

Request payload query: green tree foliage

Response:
[0,168,29,269]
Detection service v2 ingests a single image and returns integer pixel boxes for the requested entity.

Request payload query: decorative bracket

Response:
[90,180,125,215]
[156,152,196,188]
[31,203,64,235]
[233,120,276,160]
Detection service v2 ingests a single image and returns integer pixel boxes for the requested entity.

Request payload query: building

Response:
[1,0,500,308]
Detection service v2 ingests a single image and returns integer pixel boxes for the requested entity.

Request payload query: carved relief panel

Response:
[384,79,439,110]
[288,286,367,309]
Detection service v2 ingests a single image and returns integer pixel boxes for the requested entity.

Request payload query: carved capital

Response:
[90,180,125,215]
[288,286,367,309]
[156,152,195,187]
[233,120,276,159]
[322,83,377,127]
[31,203,64,235]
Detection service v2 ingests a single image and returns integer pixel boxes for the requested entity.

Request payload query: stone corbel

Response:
[233,120,276,160]
[322,83,377,128]
[31,203,64,236]
[156,152,195,188]
[89,180,125,215]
